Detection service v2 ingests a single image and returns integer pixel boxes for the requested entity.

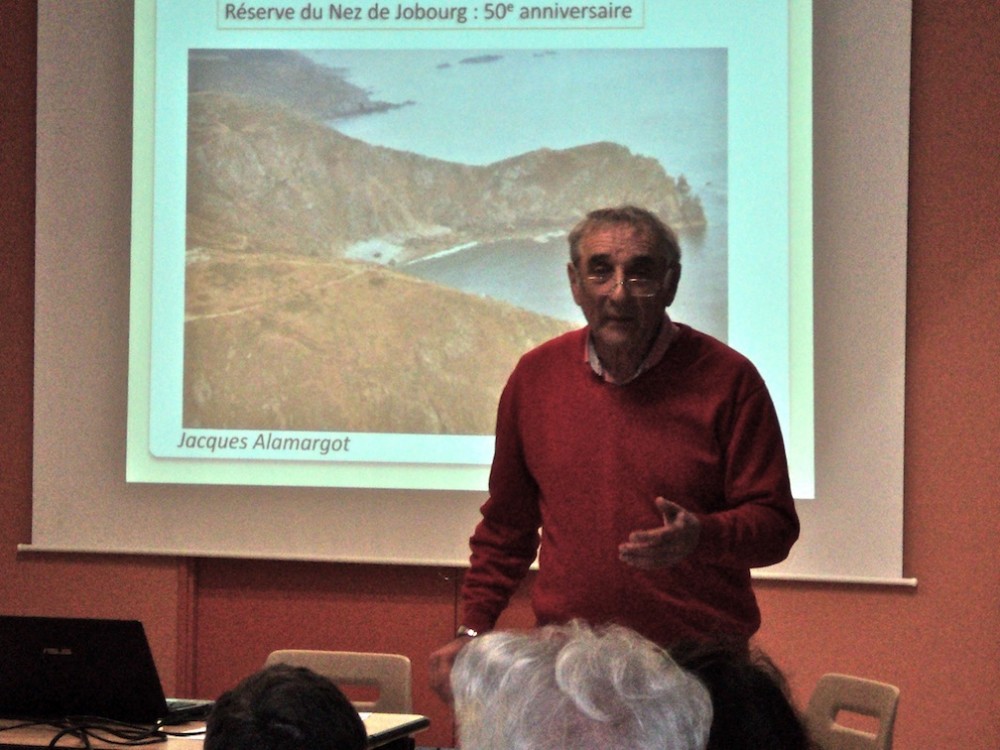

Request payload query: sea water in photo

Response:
[307,48,728,338]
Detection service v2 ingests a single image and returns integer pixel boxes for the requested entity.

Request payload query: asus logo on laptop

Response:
[42,647,73,655]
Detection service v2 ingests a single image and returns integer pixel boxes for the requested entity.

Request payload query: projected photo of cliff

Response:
[183,48,727,435]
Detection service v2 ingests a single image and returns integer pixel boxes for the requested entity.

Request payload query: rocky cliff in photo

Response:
[183,50,706,434]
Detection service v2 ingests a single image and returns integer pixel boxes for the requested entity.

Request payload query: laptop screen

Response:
[0,615,170,723]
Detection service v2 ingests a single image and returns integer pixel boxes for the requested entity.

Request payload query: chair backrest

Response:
[264,649,412,713]
[805,673,900,750]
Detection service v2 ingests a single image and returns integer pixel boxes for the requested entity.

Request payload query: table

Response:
[0,713,429,749]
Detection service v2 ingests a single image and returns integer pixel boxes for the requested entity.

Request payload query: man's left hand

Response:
[618,497,701,569]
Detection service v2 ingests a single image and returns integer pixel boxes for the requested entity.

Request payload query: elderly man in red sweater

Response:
[430,205,799,702]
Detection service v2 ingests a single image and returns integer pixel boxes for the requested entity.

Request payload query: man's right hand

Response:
[428,637,472,704]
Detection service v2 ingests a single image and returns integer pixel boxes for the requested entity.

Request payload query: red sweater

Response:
[461,324,799,647]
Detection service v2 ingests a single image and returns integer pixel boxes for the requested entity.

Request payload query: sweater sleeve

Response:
[459,370,542,633]
[690,379,800,569]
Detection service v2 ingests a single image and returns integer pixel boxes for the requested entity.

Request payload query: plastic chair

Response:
[264,649,412,713]
[805,673,900,750]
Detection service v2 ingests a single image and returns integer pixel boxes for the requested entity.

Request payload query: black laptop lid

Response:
[0,615,169,723]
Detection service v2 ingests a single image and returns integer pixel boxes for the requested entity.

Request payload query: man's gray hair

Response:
[568,205,682,268]
[451,620,712,750]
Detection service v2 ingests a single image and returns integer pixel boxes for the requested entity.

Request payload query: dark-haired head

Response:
[673,643,815,750]
[204,663,366,750]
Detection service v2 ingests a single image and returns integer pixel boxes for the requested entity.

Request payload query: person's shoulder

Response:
[674,324,750,363]
[502,328,585,403]
[517,327,586,368]
[671,324,764,384]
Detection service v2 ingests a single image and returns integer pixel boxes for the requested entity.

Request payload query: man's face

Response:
[567,223,679,359]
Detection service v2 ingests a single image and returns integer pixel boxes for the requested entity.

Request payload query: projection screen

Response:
[29,0,913,584]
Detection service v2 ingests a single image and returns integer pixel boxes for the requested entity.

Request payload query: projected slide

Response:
[128,0,813,494]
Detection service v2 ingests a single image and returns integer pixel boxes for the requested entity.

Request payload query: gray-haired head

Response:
[567,205,682,269]
[451,620,712,750]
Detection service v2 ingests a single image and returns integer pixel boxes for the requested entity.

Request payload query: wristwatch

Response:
[455,625,480,638]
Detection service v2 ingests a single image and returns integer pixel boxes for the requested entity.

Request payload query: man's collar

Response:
[584,313,677,385]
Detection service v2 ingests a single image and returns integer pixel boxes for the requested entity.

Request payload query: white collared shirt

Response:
[584,313,678,385]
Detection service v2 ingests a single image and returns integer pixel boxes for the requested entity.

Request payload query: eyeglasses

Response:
[579,271,663,298]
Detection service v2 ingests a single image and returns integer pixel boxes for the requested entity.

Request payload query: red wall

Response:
[2,2,998,747]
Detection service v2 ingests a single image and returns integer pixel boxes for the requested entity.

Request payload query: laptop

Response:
[0,615,211,724]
